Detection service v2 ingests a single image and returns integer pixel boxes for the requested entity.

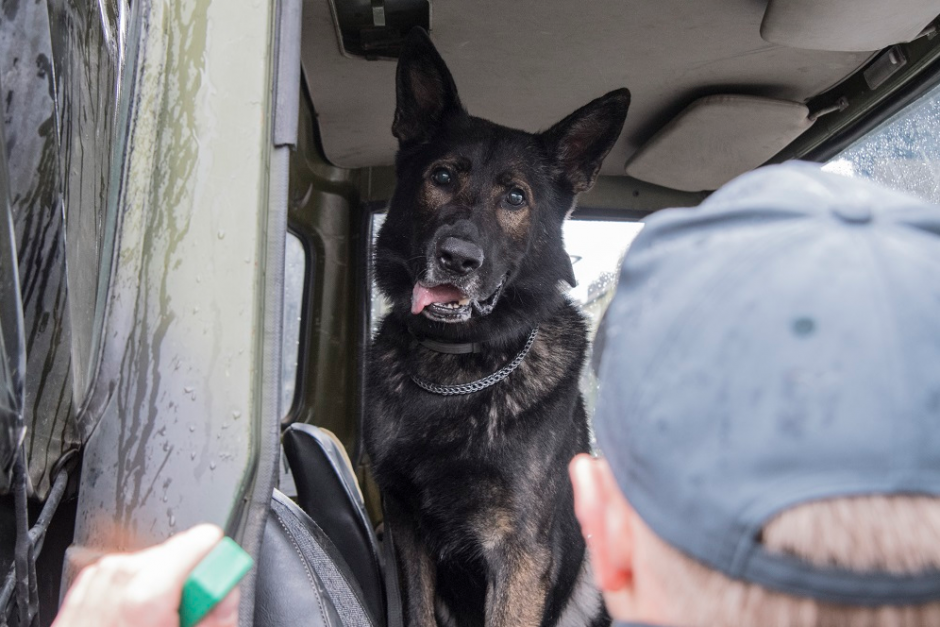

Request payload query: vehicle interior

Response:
[3,0,940,625]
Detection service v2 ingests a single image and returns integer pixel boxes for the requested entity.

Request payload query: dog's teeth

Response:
[432,300,470,310]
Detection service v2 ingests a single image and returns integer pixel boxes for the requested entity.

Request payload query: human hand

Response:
[52,524,239,627]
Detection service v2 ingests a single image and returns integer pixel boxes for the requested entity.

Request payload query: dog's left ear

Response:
[393,27,463,145]
[542,88,631,194]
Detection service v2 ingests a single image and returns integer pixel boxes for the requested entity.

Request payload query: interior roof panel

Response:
[301,0,873,175]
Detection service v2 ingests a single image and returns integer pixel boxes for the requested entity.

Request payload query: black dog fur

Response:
[364,28,629,627]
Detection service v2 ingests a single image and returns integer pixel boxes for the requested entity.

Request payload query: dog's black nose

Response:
[437,237,484,275]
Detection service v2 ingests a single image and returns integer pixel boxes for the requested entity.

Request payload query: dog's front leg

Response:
[386,498,437,627]
[484,541,550,627]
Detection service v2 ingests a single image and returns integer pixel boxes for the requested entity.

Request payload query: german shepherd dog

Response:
[365,28,629,627]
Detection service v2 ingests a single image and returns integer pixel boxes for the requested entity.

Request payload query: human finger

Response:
[198,588,240,627]
[52,554,137,627]
[128,524,224,600]
[51,562,100,626]
[114,525,225,627]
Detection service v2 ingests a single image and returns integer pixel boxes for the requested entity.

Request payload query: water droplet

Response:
[162,495,168,503]
[169,514,177,527]
[217,230,226,240]
[192,306,199,314]
[209,461,217,470]
[232,410,242,420]
[196,275,202,283]
[189,425,196,433]
[190,451,197,460]
[183,386,194,393]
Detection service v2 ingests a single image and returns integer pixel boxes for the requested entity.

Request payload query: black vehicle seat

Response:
[254,489,378,627]
[281,423,386,624]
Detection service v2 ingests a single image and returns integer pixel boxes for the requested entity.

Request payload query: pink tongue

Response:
[412,283,467,315]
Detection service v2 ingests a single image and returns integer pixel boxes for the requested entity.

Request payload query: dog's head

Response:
[375,28,630,340]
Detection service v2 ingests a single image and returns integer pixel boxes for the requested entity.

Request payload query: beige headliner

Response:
[301,0,873,177]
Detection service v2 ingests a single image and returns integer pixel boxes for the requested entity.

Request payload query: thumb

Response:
[134,524,224,600]
[199,588,240,627]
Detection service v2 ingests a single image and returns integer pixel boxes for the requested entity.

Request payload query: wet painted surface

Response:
[0,0,80,497]
[72,0,275,551]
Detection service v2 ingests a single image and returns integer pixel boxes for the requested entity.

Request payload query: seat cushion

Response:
[282,424,385,624]
[254,490,378,627]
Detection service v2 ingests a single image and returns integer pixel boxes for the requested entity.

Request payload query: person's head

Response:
[571,163,940,627]
[571,456,940,626]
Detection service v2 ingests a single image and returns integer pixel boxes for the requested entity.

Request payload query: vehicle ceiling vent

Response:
[328,0,430,60]
[761,0,940,51]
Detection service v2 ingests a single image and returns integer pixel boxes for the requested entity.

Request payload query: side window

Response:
[282,232,307,417]
[370,214,389,339]
[823,81,940,202]
[564,220,644,415]
[368,215,643,417]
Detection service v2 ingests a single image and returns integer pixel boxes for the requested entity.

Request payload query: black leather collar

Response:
[409,333,484,354]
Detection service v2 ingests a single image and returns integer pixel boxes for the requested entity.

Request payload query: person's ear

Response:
[569,454,633,591]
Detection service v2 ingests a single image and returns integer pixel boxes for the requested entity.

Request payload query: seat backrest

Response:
[282,424,385,625]
[254,490,378,627]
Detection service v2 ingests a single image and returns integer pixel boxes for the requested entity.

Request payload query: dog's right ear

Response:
[393,27,462,145]
[542,89,631,194]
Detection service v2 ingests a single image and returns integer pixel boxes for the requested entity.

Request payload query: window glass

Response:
[823,81,940,203]
[368,215,643,417]
[282,233,306,416]
[564,220,644,416]
[370,214,389,339]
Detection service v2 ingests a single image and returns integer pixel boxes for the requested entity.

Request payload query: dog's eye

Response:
[431,167,453,186]
[506,188,526,207]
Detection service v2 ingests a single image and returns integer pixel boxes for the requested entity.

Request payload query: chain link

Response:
[411,326,540,396]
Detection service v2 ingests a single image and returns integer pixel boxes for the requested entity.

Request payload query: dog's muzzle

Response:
[411,275,507,323]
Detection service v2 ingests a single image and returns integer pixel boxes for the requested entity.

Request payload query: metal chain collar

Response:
[411,326,540,396]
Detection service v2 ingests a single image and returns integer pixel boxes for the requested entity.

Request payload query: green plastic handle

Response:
[179,537,253,627]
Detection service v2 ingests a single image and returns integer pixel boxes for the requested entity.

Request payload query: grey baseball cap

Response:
[594,161,940,605]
